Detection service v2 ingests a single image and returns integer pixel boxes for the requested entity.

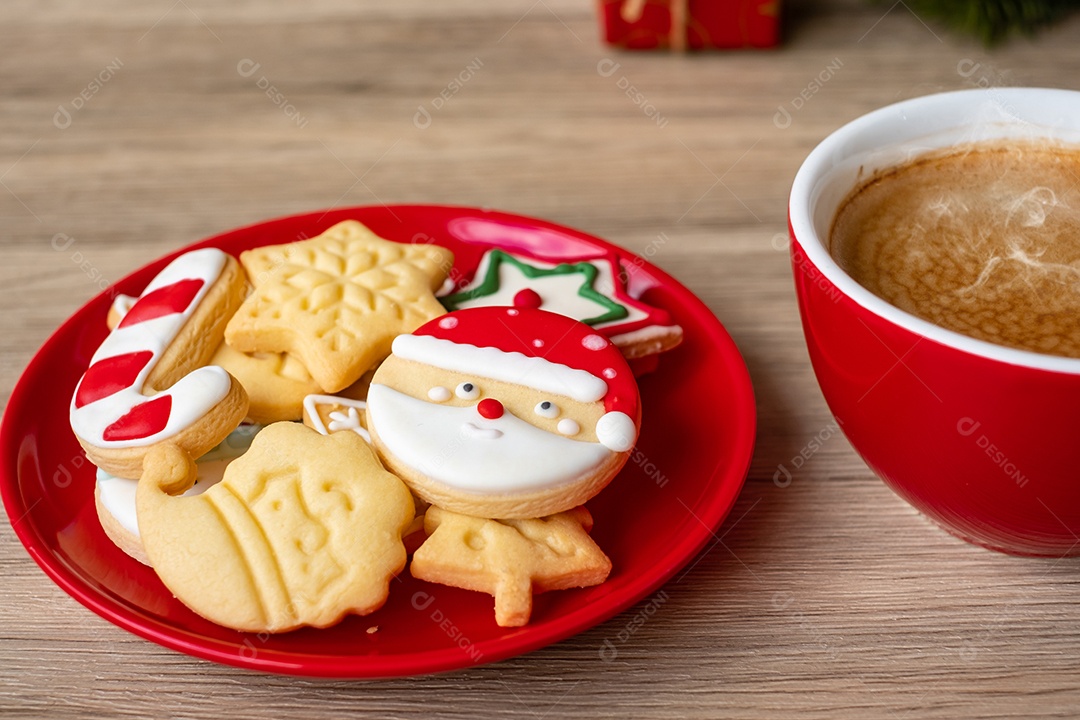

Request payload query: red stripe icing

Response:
[69,248,232,449]
[118,278,205,328]
[103,394,173,442]
[74,351,154,409]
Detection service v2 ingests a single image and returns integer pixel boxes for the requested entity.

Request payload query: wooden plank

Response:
[3,1,1080,718]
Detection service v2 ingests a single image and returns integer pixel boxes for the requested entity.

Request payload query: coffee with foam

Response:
[830,142,1080,359]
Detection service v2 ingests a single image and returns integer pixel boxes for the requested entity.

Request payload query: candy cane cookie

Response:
[70,248,250,479]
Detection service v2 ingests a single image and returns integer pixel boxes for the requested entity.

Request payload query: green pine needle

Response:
[888,0,1080,45]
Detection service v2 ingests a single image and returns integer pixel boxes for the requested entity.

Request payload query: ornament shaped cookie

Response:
[411,505,611,627]
[95,424,259,565]
[366,307,640,519]
[70,248,249,479]
[137,421,414,633]
[224,220,454,393]
[440,248,682,360]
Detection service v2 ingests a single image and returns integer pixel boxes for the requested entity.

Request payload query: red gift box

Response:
[599,0,780,50]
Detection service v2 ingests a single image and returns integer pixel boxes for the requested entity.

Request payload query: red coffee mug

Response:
[789,88,1080,556]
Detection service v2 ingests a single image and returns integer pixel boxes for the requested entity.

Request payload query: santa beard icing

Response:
[367,383,613,494]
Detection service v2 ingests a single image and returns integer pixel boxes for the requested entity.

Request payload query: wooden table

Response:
[4,1,1080,717]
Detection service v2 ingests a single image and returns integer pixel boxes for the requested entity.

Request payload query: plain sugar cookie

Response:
[137,421,414,633]
[95,424,260,564]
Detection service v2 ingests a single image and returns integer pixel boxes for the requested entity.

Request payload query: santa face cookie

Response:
[365,307,640,519]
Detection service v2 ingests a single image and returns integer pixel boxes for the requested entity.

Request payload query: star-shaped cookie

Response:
[225,220,454,392]
[410,505,611,627]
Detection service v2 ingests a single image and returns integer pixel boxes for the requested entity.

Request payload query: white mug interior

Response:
[789,87,1080,375]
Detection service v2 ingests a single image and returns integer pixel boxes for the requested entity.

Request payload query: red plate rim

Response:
[1,205,756,678]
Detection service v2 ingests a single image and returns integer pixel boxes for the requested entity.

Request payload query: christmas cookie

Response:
[137,421,414,633]
[440,248,682,361]
[411,505,611,627]
[301,394,431,551]
[302,394,370,441]
[224,220,454,393]
[70,248,250,479]
[105,293,136,330]
[95,424,259,564]
[211,345,323,424]
[365,307,641,519]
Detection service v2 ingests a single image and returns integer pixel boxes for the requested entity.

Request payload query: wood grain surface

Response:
[4,1,1080,717]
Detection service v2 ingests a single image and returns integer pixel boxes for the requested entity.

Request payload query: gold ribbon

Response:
[619,0,689,51]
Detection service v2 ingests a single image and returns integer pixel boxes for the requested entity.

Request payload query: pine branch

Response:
[890,0,1080,45]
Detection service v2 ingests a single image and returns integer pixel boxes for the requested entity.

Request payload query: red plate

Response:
[0,206,755,678]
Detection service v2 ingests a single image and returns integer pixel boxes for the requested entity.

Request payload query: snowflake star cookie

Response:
[365,307,641,519]
[225,220,454,393]
[411,505,611,627]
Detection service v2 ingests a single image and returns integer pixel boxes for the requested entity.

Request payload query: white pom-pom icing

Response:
[595,411,636,452]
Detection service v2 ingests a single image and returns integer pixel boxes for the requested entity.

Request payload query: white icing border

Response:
[303,394,371,442]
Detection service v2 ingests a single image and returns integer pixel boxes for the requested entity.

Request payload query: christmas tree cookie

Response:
[411,505,611,627]
[440,248,682,361]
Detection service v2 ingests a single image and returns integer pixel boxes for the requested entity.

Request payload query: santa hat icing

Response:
[391,307,639,452]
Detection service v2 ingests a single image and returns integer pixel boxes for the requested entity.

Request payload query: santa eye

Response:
[534,401,560,419]
[456,382,480,400]
[428,386,451,402]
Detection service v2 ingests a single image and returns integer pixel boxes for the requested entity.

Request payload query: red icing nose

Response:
[477,398,504,419]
